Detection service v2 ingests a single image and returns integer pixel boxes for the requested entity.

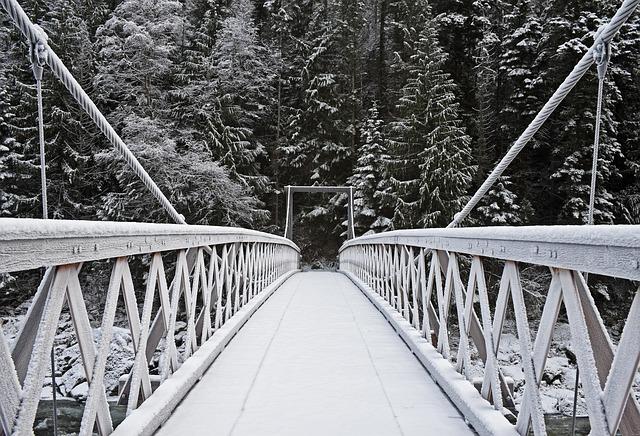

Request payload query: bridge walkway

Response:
[156,271,475,436]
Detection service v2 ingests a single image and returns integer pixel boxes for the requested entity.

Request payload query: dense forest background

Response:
[1,0,640,261]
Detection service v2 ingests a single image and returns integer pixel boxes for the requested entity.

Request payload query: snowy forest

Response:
[1,0,640,255]
[2,0,640,425]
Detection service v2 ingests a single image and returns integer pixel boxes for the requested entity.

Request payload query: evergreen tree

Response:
[0,0,113,221]
[97,115,266,225]
[386,16,474,229]
[496,0,545,214]
[348,103,390,234]
[41,0,101,219]
[429,0,484,136]
[476,176,529,225]
[287,2,346,186]
[0,9,45,218]
[94,0,185,119]
[93,0,267,225]
[537,0,621,224]
[335,0,366,159]
[207,0,275,193]
[386,0,431,104]
[2,0,640,260]
[471,1,502,183]
[611,12,640,224]
[499,0,542,145]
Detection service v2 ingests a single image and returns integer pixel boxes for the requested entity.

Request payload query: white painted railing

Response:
[0,219,299,435]
[339,226,640,436]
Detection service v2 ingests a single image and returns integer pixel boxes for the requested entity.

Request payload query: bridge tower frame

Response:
[284,185,355,240]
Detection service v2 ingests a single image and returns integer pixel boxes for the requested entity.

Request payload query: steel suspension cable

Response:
[30,30,59,436]
[448,0,640,228]
[588,80,606,225]
[569,39,611,436]
[0,0,187,225]
[33,61,47,219]
[588,41,611,226]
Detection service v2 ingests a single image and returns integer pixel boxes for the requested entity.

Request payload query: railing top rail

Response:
[340,225,640,280]
[0,218,299,273]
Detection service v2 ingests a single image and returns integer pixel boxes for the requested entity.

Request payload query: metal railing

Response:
[0,219,299,435]
[339,225,640,436]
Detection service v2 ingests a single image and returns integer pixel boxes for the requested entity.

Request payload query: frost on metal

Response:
[341,269,518,436]
[0,223,299,435]
[339,235,640,436]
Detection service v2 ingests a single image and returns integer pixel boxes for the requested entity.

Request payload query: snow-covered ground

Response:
[451,319,640,416]
[2,301,140,402]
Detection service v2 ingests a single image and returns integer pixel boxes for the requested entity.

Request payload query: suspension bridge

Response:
[1,0,640,435]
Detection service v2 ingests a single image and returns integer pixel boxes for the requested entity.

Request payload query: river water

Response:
[34,399,592,435]
[34,400,125,435]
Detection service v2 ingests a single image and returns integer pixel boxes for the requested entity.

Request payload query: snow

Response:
[344,270,518,435]
[3,307,136,401]
[156,272,475,436]
[113,270,298,435]
[457,321,593,416]
[70,381,89,400]
[341,224,640,249]
[0,218,295,247]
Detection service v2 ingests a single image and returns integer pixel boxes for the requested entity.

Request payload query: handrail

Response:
[0,218,298,273]
[0,219,299,435]
[340,225,640,280]
[339,226,640,435]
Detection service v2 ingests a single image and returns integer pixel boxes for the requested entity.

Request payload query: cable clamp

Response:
[29,24,49,80]
[592,38,611,80]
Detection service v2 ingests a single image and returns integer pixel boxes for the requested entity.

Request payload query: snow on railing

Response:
[339,226,640,436]
[0,219,299,435]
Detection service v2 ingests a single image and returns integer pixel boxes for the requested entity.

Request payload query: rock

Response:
[540,393,558,414]
[71,381,89,401]
[46,324,135,400]
[59,364,86,397]
[543,387,586,415]
[542,356,569,385]
[563,348,577,365]
[501,364,525,387]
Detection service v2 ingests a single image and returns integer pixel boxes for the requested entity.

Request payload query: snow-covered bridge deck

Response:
[156,271,474,436]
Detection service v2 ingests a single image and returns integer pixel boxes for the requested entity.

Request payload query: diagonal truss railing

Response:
[0,219,299,435]
[339,226,640,435]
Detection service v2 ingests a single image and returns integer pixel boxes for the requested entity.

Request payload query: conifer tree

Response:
[348,103,390,234]
[499,0,542,144]
[386,15,474,228]
[0,18,27,217]
[611,12,640,223]
[537,0,621,224]
[97,115,266,226]
[0,5,50,218]
[476,176,529,225]
[287,3,345,185]
[207,0,275,193]
[471,1,502,182]
[41,0,101,219]
[94,0,185,119]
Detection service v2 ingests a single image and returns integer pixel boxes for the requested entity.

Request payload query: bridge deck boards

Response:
[156,272,475,436]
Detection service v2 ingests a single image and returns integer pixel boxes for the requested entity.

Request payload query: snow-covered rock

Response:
[70,381,89,401]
